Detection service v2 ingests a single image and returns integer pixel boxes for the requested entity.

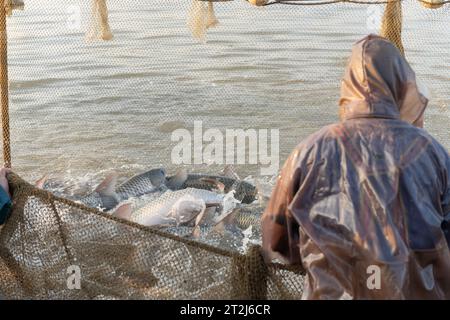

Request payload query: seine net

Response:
[0,174,304,299]
[0,0,448,299]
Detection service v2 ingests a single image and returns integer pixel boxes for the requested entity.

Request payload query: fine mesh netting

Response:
[4,0,449,179]
[0,174,304,299]
[0,0,449,299]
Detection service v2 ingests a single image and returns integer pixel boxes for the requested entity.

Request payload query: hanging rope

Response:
[4,0,24,16]
[207,1,220,28]
[87,0,113,41]
[202,0,447,56]
[380,0,404,55]
[1,0,448,169]
[248,0,450,5]
[188,0,221,42]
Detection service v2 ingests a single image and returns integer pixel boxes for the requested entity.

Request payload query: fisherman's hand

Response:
[0,168,11,198]
[0,168,12,226]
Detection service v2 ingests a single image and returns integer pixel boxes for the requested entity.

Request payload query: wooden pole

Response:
[0,5,10,168]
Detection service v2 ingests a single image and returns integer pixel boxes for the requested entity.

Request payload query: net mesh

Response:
[0,174,304,299]
[4,0,449,180]
[0,0,449,299]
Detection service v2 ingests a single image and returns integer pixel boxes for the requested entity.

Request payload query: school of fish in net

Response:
[37,166,271,254]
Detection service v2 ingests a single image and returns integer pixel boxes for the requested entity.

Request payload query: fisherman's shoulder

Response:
[395,124,450,167]
[418,128,450,163]
[291,123,341,159]
[295,123,341,149]
[406,125,448,155]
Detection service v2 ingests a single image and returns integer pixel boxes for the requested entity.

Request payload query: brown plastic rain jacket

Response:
[262,35,450,300]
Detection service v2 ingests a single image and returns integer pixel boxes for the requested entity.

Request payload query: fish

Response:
[182,175,256,204]
[181,202,264,240]
[166,167,257,204]
[156,206,263,252]
[79,172,120,210]
[126,191,263,247]
[232,210,263,232]
[114,203,133,220]
[126,188,238,228]
[214,203,264,233]
[79,168,167,211]
[115,168,167,200]
[165,168,188,190]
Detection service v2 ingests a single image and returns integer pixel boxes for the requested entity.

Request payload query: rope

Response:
[88,0,113,41]
[262,0,450,5]
[6,172,306,275]
[380,0,404,55]
[0,6,10,168]
[200,0,450,5]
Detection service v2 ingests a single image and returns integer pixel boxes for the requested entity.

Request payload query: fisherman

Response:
[262,35,450,299]
[0,168,11,226]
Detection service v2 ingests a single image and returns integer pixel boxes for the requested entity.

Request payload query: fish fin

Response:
[222,165,240,180]
[95,172,118,196]
[213,208,237,226]
[101,196,120,212]
[199,178,225,193]
[195,206,218,226]
[191,203,210,238]
[171,195,206,226]
[35,174,49,189]
[113,203,133,220]
[146,168,167,188]
[192,201,207,226]
[211,221,225,235]
[192,226,201,239]
[166,168,188,190]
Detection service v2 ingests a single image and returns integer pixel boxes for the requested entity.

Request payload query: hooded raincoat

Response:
[262,35,450,299]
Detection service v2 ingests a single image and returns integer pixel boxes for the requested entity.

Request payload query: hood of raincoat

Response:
[339,35,429,125]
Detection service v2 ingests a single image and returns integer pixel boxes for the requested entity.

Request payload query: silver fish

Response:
[79,172,120,210]
[166,172,257,204]
[129,188,235,227]
[80,168,167,211]
[116,168,167,200]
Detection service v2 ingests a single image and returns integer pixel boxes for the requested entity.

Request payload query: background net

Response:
[0,174,304,299]
[0,0,448,299]
[4,0,449,182]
